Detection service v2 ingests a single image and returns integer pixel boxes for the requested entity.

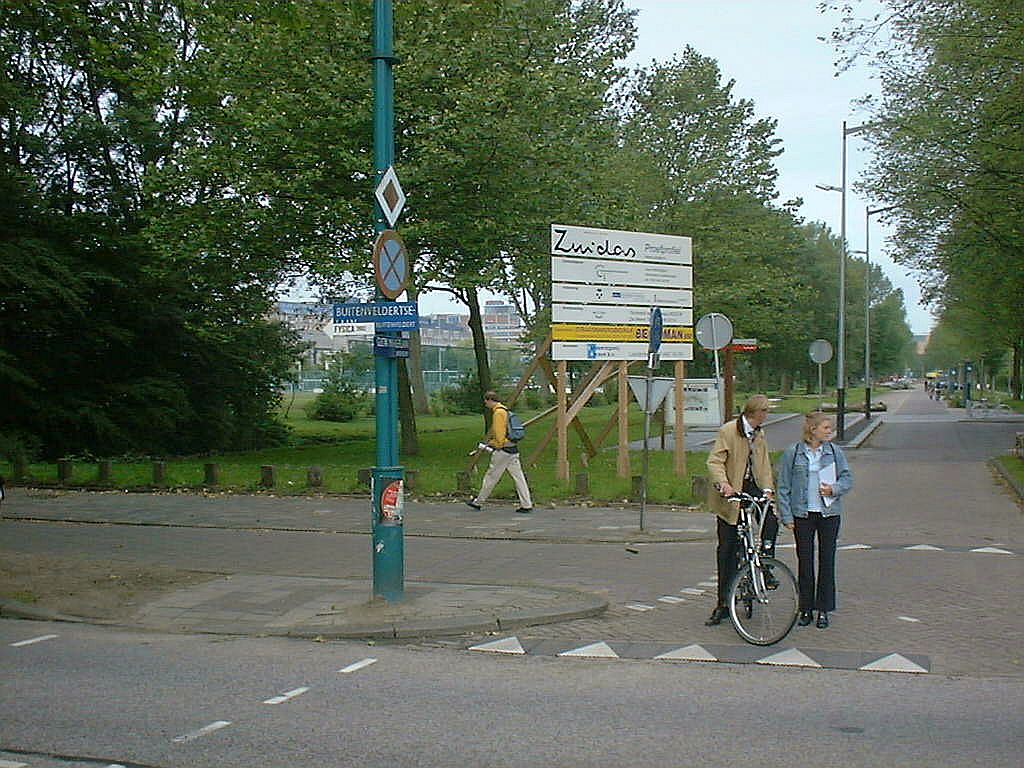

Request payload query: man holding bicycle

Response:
[705,394,777,626]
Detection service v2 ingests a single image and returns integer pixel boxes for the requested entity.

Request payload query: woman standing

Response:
[776,412,853,629]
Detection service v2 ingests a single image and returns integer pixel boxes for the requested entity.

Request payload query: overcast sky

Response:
[412,1,934,335]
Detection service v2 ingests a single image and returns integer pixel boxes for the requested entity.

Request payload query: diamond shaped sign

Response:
[375,166,406,227]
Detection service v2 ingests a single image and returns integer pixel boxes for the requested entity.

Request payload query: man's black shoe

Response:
[705,606,729,626]
[797,610,814,626]
[466,500,481,511]
[515,507,533,514]
[816,611,830,629]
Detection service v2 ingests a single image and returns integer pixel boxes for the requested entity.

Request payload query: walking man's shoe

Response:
[466,500,481,511]
[797,610,814,626]
[515,507,533,514]
[816,611,830,629]
[705,606,729,626]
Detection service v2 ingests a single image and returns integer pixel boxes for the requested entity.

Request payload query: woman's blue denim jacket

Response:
[776,441,853,525]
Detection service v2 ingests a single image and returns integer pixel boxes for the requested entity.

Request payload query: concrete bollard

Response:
[357,468,372,486]
[404,469,417,491]
[204,463,219,486]
[97,460,112,484]
[57,459,73,484]
[307,466,324,487]
[631,475,643,500]
[575,471,590,496]
[153,461,166,485]
[260,465,275,488]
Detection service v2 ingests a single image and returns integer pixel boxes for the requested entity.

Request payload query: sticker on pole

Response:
[380,480,404,524]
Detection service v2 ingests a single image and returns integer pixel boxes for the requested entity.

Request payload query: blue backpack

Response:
[501,407,526,442]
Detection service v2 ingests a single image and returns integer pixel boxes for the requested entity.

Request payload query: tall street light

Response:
[864,204,899,419]
[817,120,873,441]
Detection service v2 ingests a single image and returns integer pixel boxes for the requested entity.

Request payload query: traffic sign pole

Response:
[371,0,403,601]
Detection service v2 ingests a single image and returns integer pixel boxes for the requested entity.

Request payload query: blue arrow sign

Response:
[648,307,663,354]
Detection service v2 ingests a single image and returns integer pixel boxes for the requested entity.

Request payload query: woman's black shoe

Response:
[816,611,830,629]
[705,606,729,626]
[797,610,814,626]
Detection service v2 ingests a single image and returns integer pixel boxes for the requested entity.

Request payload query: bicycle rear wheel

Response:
[728,558,798,646]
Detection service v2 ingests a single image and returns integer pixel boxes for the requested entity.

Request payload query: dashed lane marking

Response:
[838,543,872,550]
[898,616,921,623]
[657,596,687,604]
[905,544,944,550]
[679,587,706,595]
[469,637,931,674]
[626,603,655,612]
[339,657,379,673]
[263,686,309,705]
[9,634,58,648]
[0,760,28,768]
[970,546,1013,554]
[171,720,231,743]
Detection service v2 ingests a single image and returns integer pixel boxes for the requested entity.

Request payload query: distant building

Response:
[481,300,525,346]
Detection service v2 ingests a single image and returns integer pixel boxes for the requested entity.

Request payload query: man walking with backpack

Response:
[467,391,533,514]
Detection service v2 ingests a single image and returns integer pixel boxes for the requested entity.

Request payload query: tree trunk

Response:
[405,284,430,415]
[1012,338,1022,400]
[398,357,419,456]
[465,289,492,429]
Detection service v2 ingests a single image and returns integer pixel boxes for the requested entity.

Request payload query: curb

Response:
[844,416,884,449]
[989,457,1024,505]
[0,599,85,623]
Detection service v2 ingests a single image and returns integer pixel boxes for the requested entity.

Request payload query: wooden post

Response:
[724,346,735,419]
[97,460,112,484]
[260,465,275,488]
[557,359,569,481]
[617,361,630,477]
[153,461,167,485]
[307,466,323,487]
[674,360,687,476]
[575,471,589,496]
[13,454,28,481]
[204,463,219,486]
[57,459,72,484]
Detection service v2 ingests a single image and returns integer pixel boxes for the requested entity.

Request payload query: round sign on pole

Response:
[695,312,734,351]
[809,339,834,364]
[373,229,410,300]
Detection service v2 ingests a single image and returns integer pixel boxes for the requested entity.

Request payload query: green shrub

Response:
[305,372,369,422]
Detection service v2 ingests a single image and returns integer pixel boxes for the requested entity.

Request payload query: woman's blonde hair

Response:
[802,411,834,442]
[742,394,770,416]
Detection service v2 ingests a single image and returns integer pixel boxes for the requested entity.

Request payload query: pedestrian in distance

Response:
[776,411,854,629]
[704,394,778,626]
[466,391,533,514]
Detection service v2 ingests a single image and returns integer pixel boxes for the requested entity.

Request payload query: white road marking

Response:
[970,546,1013,555]
[469,638,525,654]
[657,595,686,604]
[172,720,232,743]
[625,603,655,612]
[263,686,309,705]
[697,581,717,587]
[9,634,58,647]
[757,648,822,668]
[655,644,717,662]
[559,641,619,658]
[660,528,686,533]
[838,543,872,550]
[0,759,29,768]
[897,615,921,623]
[679,587,706,595]
[339,657,379,673]
[598,525,622,530]
[860,653,928,673]
[904,544,943,551]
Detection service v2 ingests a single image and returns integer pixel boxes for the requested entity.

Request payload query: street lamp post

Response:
[864,204,898,419]
[818,121,872,441]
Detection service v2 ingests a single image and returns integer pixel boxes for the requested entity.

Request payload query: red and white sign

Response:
[380,480,403,523]
[729,338,758,353]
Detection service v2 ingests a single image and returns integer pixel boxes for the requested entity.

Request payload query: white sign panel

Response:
[552,342,693,361]
[553,303,692,326]
[663,379,723,427]
[552,256,692,289]
[551,224,692,265]
[552,283,692,308]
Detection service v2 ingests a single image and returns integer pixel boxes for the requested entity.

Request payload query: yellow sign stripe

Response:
[552,324,694,342]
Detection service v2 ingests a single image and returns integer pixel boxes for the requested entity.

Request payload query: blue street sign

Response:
[374,334,410,358]
[648,307,663,354]
[333,301,419,331]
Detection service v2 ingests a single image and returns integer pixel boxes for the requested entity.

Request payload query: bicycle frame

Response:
[734,494,772,601]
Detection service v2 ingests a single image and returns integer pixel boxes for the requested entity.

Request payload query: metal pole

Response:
[371,0,403,600]
[837,121,848,441]
[864,206,871,420]
[641,366,651,531]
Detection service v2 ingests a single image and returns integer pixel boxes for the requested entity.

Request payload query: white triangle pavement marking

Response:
[904,544,944,551]
[660,528,686,533]
[838,543,872,550]
[0,760,29,768]
[860,653,928,673]
[657,595,687,604]
[469,637,526,654]
[897,616,921,623]
[559,641,620,658]
[679,587,706,595]
[970,546,1014,554]
[655,644,718,662]
[626,603,656,612]
[756,648,823,668]
[598,525,622,530]
[698,581,717,587]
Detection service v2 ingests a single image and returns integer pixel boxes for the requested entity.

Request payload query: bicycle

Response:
[725,492,799,645]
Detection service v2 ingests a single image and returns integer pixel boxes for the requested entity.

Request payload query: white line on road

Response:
[897,616,922,623]
[339,658,378,674]
[263,686,310,704]
[0,759,29,768]
[9,634,58,647]
[172,720,232,743]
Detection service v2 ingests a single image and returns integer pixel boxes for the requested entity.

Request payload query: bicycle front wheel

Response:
[728,557,799,646]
